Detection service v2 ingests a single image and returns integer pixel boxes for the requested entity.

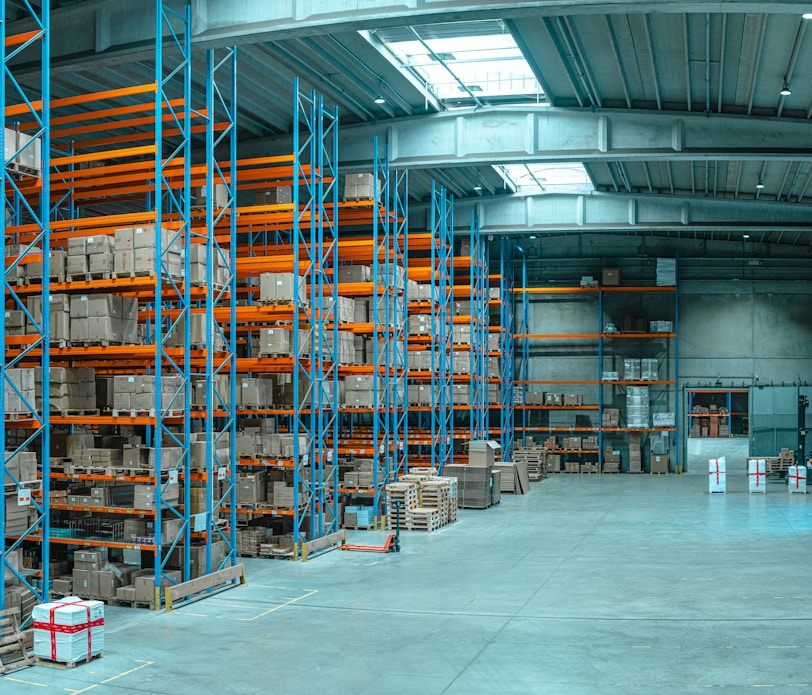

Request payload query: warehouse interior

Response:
[2,1,812,692]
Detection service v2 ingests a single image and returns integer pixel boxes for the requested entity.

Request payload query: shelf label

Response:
[398,441,404,451]
[302,454,309,466]
[217,466,227,481]
[379,443,384,455]
[327,449,333,462]
[168,470,179,484]
[17,489,31,506]
[133,545,140,551]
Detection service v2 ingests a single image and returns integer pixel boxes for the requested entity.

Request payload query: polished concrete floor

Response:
[3,473,812,694]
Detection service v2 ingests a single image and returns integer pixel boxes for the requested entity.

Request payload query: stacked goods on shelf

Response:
[543,436,561,473]
[602,408,620,427]
[342,173,379,202]
[111,375,185,415]
[626,386,650,428]
[343,505,376,529]
[258,272,308,306]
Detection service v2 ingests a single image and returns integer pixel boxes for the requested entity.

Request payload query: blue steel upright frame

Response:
[314,94,339,539]
[390,168,409,480]
[520,254,530,447]
[468,211,488,440]
[371,139,392,515]
[204,46,238,574]
[430,182,453,472]
[153,0,192,598]
[499,239,515,459]
[1,0,50,616]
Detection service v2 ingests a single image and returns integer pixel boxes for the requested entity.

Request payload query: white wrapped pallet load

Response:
[708,457,726,493]
[787,465,807,494]
[32,596,104,664]
[748,459,766,493]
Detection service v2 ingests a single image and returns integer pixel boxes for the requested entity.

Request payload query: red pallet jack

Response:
[340,501,402,554]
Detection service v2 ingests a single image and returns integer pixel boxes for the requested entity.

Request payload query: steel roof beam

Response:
[409,190,812,235]
[238,107,812,170]
[9,2,812,76]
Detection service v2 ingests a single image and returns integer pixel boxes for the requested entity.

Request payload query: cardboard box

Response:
[650,454,669,474]
[602,267,620,286]
[468,440,500,467]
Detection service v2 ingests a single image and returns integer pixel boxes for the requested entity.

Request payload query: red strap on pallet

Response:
[36,601,102,661]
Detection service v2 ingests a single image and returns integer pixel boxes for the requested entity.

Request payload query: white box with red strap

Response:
[32,596,104,664]
[708,457,726,493]
[787,465,807,494]
[748,459,767,494]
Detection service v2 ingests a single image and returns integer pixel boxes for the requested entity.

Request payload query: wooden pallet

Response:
[0,608,32,674]
[34,652,104,668]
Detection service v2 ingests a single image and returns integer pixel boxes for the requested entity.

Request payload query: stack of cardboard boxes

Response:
[343,173,379,202]
[27,293,71,343]
[112,374,185,413]
[37,366,96,412]
[443,440,501,509]
[69,294,138,344]
[112,225,182,278]
[603,447,622,472]
[628,432,642,473]
[258,272,308,305]
[4,368,35,414]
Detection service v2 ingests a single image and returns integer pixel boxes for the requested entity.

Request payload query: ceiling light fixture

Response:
[473,183,483,192]
[756,180,765,190]
[780,83,792,96]
[743,234,750,240]
[373,94,386,104]
[529,235,537,239]
[803,12,812,19]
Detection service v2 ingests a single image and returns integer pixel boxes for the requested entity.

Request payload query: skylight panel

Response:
[501,163,594,194]
[382,27,542,103]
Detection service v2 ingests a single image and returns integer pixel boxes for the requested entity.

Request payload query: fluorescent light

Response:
[803,12,812,19]
[373,94,386,104]
[529,235,537,239]
[743,234,750,239]
[780,83,792,96]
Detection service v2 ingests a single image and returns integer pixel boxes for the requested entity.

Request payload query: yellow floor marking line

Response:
[69,660,154,695]
[238,589,318,622]
[3,676,50,687]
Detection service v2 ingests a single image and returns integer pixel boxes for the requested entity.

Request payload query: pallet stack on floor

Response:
[513,446,547,482]
[385,476,457,531]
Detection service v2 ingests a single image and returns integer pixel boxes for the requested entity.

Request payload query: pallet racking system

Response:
[1,0,50,617]
[1,1,249,612]
[515,257,679,472]
[225,83,339,559]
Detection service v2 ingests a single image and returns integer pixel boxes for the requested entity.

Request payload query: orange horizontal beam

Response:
[52,144,156,168]
[51,83,157,111]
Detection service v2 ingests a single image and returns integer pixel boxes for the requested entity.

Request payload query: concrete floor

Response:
[3,473,812,694]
